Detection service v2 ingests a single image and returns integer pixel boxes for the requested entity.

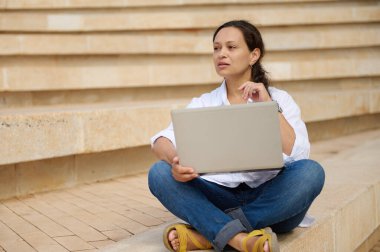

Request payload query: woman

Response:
[148,20,325,252]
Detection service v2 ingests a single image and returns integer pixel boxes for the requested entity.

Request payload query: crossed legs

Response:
[148,159,324,251]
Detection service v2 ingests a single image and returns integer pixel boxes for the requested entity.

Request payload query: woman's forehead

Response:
[214,27,244,44]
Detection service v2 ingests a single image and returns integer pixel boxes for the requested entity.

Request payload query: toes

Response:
[264,241,269,252]
[168,230,178,241]
[171,239,179,250]
[168,230,179,250]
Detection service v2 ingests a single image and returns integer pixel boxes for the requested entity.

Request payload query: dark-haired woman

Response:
[148,20,325,252]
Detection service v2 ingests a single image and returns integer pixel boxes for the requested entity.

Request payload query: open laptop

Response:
[171,101,284,174]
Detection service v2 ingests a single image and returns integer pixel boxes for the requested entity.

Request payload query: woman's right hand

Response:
[171,156,199,182]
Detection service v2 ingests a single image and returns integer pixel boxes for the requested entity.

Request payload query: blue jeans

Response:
[148,159,324,252]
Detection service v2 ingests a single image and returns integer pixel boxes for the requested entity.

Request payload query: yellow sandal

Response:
[242,227,279,252]
[163,223,212,252]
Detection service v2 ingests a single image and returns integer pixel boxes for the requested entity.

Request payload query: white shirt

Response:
[151,81,310,188]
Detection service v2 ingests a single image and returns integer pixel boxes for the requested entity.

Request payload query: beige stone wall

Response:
[0,0,379,198]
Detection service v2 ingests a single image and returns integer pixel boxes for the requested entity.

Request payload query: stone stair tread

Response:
[0,99,188,165]
[1,48,379,93]
[1,23,379,55]
[0,98,188,115]
[2,2,379,32]
[0,0,339,10]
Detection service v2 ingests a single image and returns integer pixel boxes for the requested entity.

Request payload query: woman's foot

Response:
[168,228,210,251]
[242,234,269,252]
[168,229,269,252]
[229,232,270,252]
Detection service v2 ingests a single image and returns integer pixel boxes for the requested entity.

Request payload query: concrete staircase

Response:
[0,1,380,251]
[1,1,380,245]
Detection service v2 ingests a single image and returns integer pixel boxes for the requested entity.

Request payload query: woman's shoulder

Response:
[269,86,290,97]
[187,84,224,108]
[269,86,294,102]
[269,86,300,113]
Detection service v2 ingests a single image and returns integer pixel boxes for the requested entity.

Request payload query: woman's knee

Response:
[295,159,325,194]
[304,159,325,194]
[148,160,172,194]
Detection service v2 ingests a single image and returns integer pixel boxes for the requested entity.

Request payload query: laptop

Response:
[171,101,284,174]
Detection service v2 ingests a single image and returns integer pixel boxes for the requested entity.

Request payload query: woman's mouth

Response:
[217,62,230,69]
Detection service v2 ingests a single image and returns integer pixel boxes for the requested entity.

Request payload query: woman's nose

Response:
[218,48,227,58]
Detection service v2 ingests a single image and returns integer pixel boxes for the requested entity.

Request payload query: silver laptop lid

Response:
[171,101,284,174]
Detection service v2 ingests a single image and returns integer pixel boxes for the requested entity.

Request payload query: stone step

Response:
[0,145,157,200]
[0,83,218,109]
[0,0,339,10]
[1,86,379,166]
[1,2,378,32]
[0,100,184,166]
[1,77,378,109]
[1,23,379,55]
[98,130,380,252]
[1,47,379,91]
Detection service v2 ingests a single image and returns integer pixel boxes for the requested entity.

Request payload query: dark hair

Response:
[213,20,271,92]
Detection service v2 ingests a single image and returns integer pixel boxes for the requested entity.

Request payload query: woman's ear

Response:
[249,48,261,66]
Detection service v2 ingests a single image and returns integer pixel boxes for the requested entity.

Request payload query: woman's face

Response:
[213,27,256,79]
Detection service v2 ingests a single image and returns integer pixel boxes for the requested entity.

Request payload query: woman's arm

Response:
[239,81,296,155]
[152,137,199,182]
[151,137,177,164]
[278,113,296,155]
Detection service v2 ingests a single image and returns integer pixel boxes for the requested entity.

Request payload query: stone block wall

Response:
[0,0,379,199]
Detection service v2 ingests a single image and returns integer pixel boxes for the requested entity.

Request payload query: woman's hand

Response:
[171,156,199,182]
[238,81,271,102]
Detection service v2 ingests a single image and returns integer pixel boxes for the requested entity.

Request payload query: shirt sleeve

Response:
[276,91,310,164]
[150,122,176,148]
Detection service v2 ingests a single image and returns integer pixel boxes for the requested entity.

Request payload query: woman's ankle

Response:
[228,233,248,251]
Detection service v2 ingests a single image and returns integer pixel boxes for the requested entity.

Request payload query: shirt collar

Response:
[220,79,254,105]
[221,80,230,105]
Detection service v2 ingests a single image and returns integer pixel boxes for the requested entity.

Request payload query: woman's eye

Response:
[228,46,236,49]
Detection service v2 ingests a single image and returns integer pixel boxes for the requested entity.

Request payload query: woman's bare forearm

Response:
[278,113,295,156]
[151,137,177,164]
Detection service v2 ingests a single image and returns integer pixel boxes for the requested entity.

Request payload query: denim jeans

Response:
[148,159,325,252]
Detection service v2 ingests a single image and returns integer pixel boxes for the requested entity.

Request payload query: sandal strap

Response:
[173,224,212,251]
[174,224,189,252]
[253,234,270,252]
[242,229,271,252]
[242,229,264,252]
[187,229,212,249]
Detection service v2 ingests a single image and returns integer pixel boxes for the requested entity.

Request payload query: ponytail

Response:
[251,62,270,95]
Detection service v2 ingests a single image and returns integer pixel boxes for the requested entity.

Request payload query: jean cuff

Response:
[212,219,246,252]
[225,207,254,232]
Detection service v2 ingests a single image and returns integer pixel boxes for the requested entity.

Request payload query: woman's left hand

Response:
[238,81,271,102]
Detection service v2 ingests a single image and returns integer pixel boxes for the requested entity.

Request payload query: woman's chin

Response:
[215,69,229,78]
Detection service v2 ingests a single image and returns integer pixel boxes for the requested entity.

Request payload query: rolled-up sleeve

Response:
[276,92,310,164]
[150,122,176,148]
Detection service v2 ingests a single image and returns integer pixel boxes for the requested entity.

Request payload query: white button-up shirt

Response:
[151,81,310,188]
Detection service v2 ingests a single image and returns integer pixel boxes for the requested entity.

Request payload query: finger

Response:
[172,156,179,164]
[179,166,195,174]
[173,173,198,182]
[243,87,251,99]
[173,163,194,174]
[238,82,248,90]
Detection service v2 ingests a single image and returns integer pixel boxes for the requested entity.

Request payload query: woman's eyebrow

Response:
[213,40,237,45]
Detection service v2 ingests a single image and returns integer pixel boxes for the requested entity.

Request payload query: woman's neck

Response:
[225,74,251,104]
